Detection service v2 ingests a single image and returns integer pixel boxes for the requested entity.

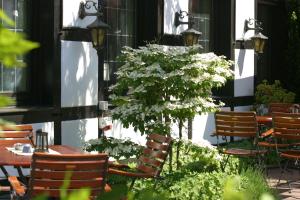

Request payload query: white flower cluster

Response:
[110,44,234,134]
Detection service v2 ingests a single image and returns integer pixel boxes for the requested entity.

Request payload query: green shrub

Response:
[255,80,295,105]
[173,140,222,172]
[131,142,277,200]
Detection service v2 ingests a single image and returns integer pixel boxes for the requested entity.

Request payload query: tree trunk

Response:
[176,120,183,170]
[188,117,193,139]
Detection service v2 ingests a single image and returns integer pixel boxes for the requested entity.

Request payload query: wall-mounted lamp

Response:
[78,0,110,138]
[78,0,109,51]
[174,10,202,46]
[242,18,268,54]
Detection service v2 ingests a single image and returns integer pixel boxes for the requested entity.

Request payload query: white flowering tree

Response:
[110,44,233,138]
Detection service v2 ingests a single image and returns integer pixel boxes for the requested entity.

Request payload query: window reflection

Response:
[0,0,27,93]
[103,0,136,83]
[189,0,211,52]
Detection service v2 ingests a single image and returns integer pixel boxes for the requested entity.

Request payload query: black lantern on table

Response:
[35,129,49,152]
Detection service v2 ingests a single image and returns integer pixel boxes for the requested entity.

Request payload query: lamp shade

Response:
[181,28,202,46]
[87,17,110,49]
[251,32,268,53]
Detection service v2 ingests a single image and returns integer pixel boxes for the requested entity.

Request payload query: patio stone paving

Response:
[267,168,300,200]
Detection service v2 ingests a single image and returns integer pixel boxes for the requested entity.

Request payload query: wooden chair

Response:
[108,133,172,189]
[268,103,299,114]
[214,111,267,170]
[272,112,300,188]
[0,125,34,179]
[258,104,300,150]
[8,153,110,199]
[0,124,34,146]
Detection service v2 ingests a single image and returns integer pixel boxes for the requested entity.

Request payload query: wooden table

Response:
[0,145,83,183]
[0,145,83,167]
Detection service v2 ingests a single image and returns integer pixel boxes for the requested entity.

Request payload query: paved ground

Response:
[267,168,300,200]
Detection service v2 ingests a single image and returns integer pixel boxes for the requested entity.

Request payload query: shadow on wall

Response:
[234,76,254,97]
[164,0,188,34]
[105,120,147,146]
[60,40,98,147]
[237,49,246,76]
[61,41,98,107]
[64,119,86,147]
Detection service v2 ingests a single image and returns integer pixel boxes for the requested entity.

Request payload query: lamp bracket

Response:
[79,0,103,19]
[244,18,263,34]
[174,10,194,28]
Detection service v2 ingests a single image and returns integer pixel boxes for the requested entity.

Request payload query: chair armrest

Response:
[8,176,26,196]
[260,128,274,138]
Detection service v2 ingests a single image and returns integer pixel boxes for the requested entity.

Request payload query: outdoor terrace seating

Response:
[8,153,110,199]
[214,111,267,170]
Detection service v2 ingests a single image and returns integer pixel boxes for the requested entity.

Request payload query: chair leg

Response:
[221,155,230,171]
[129,179,136,190]
[0,166,9,178]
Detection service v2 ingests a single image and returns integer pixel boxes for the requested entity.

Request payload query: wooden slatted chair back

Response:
[268,103,297,114]
[137,133,172,177]
[28,153,108,198]
[215,111,258,138]
[0,124,34,145]
[273,112,300,140]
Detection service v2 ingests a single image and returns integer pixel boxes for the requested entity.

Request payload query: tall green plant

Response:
[110,44,233,136]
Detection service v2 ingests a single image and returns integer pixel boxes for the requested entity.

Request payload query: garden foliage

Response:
[131,141,277,200]
[255,80,295,105]
[110,44,233,135]
[84,136,142,160]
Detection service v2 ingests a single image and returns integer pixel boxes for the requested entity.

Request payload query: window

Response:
[189,0,211,52]
[103,0,136,83]
[0,0,27,94]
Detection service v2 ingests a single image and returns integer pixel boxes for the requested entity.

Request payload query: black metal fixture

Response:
[174,10,202,46]
[78,1,109,50]
[78,0,109,138]
[242,18,268,54]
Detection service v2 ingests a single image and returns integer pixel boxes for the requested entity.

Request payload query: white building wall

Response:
[234,0,255,98]
[61,118,98,147]
[60,0,99,147]
[61,41,98,107]
[164,0,189,34]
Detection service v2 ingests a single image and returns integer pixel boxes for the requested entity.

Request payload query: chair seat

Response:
[280,150,300,159]
[258,141,300,148]
[224,148,267,156]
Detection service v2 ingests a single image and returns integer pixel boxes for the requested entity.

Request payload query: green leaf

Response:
[0,10,14,26]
